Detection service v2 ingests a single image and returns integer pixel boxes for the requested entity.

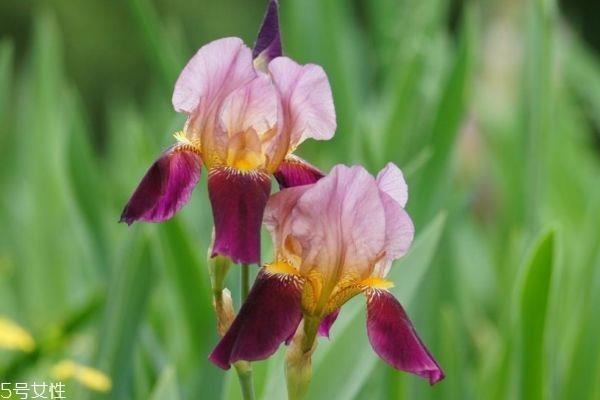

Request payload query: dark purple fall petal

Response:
[366,289,444,385]
[120,147,201,225]
[273,156,324,189]
[209,271,303,369]
[318,309,340,338]
[208,168,271,264]
[252,0,282,62]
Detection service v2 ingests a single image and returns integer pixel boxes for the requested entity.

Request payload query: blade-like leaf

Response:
[518,228,555,400]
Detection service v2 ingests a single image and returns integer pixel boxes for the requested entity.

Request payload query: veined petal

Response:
[290,165,386,281]
[120,147,201,224]
[376,162,408,208]
[366,289,444,385]
[209,270,303,369]
[268,57,336,148]
[264,185,311,260]
[172,37,255,115]
[220,75,278,138]
[274,155,324,188]
[208,168,271,264]
[317,309,340,338]
[381,194,414,258]
[252,0,282,69]
[371,163,414,278]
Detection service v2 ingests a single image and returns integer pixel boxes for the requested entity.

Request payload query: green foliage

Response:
[1,0,599,399]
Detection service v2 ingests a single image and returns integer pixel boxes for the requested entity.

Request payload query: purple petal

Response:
[209,270,303,369]
[208,168,271,264]
[252,0,282,63]
[366,289,444,385]
[318,309,340,338]
[120,147,201,225]
[273,155,324,189]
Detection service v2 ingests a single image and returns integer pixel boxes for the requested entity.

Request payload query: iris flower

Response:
[209,164,444,384]
[120,0,336,264]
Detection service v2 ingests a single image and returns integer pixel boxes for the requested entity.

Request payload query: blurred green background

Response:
[1,0,599,399]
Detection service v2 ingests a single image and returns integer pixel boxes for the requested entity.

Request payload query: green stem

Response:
[241,263,251,300]
[234,361,256,400]
[237,263,254,400]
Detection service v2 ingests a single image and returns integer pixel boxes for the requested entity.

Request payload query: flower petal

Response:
[172,37,255,115]
[120,147,201,224]
[317,309,340,338]
[208,168,271,264]
[252,0,282,66]
[209,270,303,369]
[376,162,408,208]
[366,289,444,385]
[263,185,311,262]
[371,192,414,278]
[268,57,336,147]
[274,155,324,188]
[219,75,278,138]
[290,165,386,280]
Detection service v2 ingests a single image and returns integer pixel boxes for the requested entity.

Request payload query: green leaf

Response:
[92,234,157,400]
[518,228,555,400]
[150,366,181,400]
[411,4,477,225]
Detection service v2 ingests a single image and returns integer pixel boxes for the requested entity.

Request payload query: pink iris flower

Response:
[209,164,444,385]
[120,0,336,264]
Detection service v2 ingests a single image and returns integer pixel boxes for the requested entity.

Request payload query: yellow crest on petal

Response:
[360,277,395,290]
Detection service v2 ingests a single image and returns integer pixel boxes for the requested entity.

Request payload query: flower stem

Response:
[237,263,254,400]
[234,361,256,400]
[241,263,251,300]
[285,320,317,400]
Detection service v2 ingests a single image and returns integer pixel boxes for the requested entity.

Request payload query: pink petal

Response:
[219,74,278,136]
[376,162,408,208]
[252,0,282,64]
[268,57,336,147]
[172,37,255,115]
[273,155,324,188]
[209,270,303,369]
[375,192,414,276]
[120,147,201,224]
[290,165,386,280]
[208,168,271,264]
[263,185,311,254]
[366,289,444,385]
[318,309,340,339]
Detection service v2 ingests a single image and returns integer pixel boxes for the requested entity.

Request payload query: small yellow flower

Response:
[52,360,112,393]
[0,317,35,352]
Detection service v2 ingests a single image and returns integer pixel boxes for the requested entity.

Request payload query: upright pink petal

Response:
[268,57,336,148]
[209,270,303,369]
[252,0,282,65]
[208,168,271,264]
[263,185,310,253]
[172,37,255,118]
[120,147,201,224]
[366,289,444,385]
[376,162,408,208]
[274,155,324,188]
[289,165,386,281]
[373,193,414,277]
[219,75,278,137]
